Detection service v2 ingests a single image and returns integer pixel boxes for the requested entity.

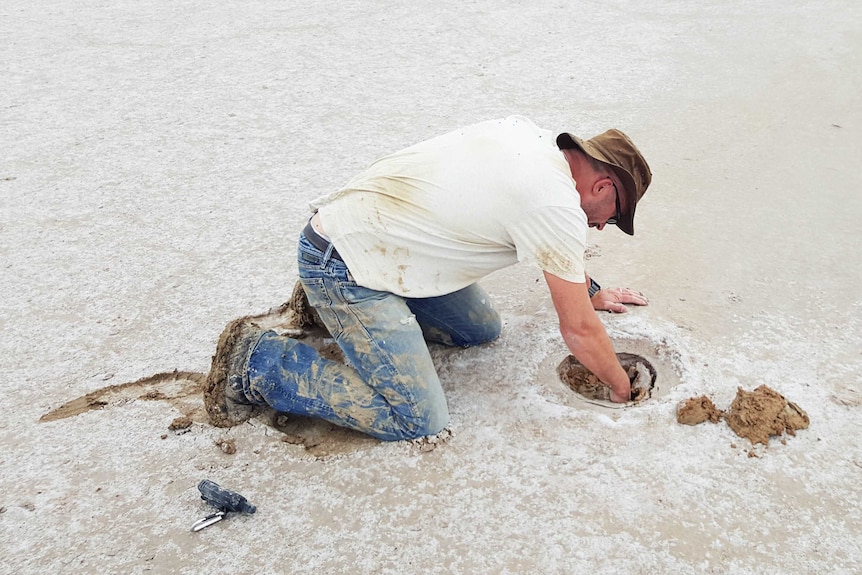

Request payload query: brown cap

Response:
[557,129,652,235]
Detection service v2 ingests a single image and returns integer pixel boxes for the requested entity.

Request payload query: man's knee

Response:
[382,394,449,441]
[396,408,449,441]
[458,308,502,347]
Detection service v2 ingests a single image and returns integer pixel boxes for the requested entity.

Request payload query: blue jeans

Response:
[244,232,501,441]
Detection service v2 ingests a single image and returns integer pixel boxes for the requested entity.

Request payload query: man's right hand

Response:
[609,383,631,403]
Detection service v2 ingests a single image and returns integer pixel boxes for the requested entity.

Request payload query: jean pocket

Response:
[336,280,391,305]
[299,278,327,306]
[299,277,345,336]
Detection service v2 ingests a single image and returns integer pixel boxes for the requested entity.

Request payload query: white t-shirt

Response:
[310,116,587,297]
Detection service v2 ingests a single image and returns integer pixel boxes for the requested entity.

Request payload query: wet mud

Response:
[724,385,810,446]
[271,412,378,459]
[557,353,657,403]
[676,385,810,447]
[40,371,206,423]
[676,395,722,425]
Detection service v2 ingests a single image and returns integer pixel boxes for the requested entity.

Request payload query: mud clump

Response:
[676,396,722,425]
[215,438,237,454]
[286,280,325,330]
[168,416,193,431]
[724,385,809,446]
[560,370,609,402]
[678,385,809,447]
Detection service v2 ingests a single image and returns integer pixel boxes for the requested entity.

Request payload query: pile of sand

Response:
[676,395,722,425]
[676,385,810,446]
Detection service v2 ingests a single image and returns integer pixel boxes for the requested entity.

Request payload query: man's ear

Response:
[592,175,615,197]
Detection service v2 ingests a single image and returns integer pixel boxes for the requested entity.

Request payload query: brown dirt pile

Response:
[676,385,809,446]
[724,385,810,445]
[676,395,722,425]
[168,416,193,430]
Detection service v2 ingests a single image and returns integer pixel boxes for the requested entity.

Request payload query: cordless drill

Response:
[198,480,256,514]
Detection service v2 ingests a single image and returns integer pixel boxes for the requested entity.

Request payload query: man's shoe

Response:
[204,317,266,428]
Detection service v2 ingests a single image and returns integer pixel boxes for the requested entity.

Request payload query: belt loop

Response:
[322,243,335,264]
[302,217,343,263]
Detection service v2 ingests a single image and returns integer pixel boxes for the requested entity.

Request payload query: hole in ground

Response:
[538,336,683,411]
[558,352,657,403]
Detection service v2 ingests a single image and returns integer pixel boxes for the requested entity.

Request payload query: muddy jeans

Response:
[243,231,502,441]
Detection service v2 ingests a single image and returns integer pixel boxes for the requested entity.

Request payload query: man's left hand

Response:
[591,288,649,314]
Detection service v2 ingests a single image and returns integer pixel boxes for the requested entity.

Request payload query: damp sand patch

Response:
[677,385,810,447]
[40,371,206,423]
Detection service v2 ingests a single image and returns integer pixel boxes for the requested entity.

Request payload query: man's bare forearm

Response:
[545,271,631,402]
[560,315,631,401]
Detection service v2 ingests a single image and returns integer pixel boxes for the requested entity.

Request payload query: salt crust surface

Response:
[1,1,861,573]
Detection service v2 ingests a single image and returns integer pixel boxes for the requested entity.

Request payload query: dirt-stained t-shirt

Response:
[310,116,587,297]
